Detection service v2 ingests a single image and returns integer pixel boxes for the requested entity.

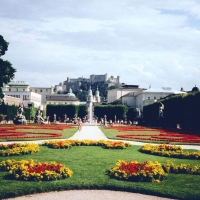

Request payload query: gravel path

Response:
[4,190,176,200]
[1,124,199,199]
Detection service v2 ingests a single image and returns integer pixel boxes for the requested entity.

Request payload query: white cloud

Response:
[0,0,200,91]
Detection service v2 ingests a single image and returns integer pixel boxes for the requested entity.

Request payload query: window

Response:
[35,89,37,92]
[154,97,156,99]
[23,95,29,100]
[9,88,11,91]
[16,88,18,91]
[23,89,25,91]
[46,89,48,92]
[148,97,150,100]
[40,90,42,92]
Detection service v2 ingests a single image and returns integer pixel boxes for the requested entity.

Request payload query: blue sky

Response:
[1,0,200,91]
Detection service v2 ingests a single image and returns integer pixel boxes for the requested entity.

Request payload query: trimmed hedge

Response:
[0,103,38,121]
[94,105,128,121]
[46,104,88,121]
[143,91,200,130]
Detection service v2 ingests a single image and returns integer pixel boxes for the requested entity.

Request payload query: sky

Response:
[1,0,200,91]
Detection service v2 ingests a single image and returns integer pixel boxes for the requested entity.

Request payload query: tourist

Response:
[78,119,82,131]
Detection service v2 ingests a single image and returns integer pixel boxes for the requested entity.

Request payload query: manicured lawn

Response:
[0,145,200,199]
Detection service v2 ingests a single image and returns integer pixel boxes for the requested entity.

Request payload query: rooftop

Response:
[46,95,79,101]
[8,81,29,86]
[142,87,186,94]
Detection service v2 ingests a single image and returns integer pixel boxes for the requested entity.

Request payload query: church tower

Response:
[95,87,101,103]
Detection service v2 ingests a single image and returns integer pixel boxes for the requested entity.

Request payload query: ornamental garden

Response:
[0,124,200,199]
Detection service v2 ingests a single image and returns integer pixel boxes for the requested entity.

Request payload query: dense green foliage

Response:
[46,104,88,121]
[0,102,42,121]
[94,105,128,120]
[143,92,200,130]
[77,104,88,118]
[62,81,109,101]
[0,35,16,100]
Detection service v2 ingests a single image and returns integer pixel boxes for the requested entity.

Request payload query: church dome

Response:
[66,88,75,97]
[192,85,199,92]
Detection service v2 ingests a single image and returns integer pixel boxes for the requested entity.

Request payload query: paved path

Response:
[69,125,108,140]
[5,190,176,200]
[2,125,200,199]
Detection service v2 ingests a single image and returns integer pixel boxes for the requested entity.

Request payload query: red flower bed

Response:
[117,133,200,143]
[0,125,74,131]
[110,126,200,143]
[105,126,158,132]
[0,132,62,139]
[0,124,75,139]
[27,162,62,173]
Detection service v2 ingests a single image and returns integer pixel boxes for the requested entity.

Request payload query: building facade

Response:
[135,87,185,112]
[107,85,142,104]
[30,86,54,108]
[46,88,80,105]
[107,86,186,114]
[3,95,22,106]
[3,81,42,108]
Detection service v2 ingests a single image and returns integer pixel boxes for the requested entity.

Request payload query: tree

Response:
[0,35,16,101]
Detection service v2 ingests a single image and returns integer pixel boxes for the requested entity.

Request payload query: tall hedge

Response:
[0,103,37,121]
[78,104,88,118]
[94,105,128,121]
[143,92,200,130]
[46,104,88,121]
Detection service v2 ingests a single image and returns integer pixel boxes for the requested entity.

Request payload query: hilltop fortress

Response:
[55,73,120,92]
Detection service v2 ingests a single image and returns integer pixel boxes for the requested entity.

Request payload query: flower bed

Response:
[105,126,156,132]
[0,125,77,139]
[105,125,200,143]
[0,125,74,131]
[163,160,200,175]
[0,143,40,156]
[115,130,200,144]
[0,132,62,139]
[109,160,167,182]
[43,140,131,149]
[140,144,200,160]
[0,159,73,181]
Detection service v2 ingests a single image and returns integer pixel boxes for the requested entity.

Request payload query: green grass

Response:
[0,145,200,199]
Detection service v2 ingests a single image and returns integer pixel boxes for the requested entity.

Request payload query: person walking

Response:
[78,119,82,131]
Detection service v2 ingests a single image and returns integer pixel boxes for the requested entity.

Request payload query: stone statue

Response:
[159,102,164,118]
[136,108,141,118]
[64,114,67,122]
[54,114,56,122]
[34,107,45,124]
[13,102,27,124]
